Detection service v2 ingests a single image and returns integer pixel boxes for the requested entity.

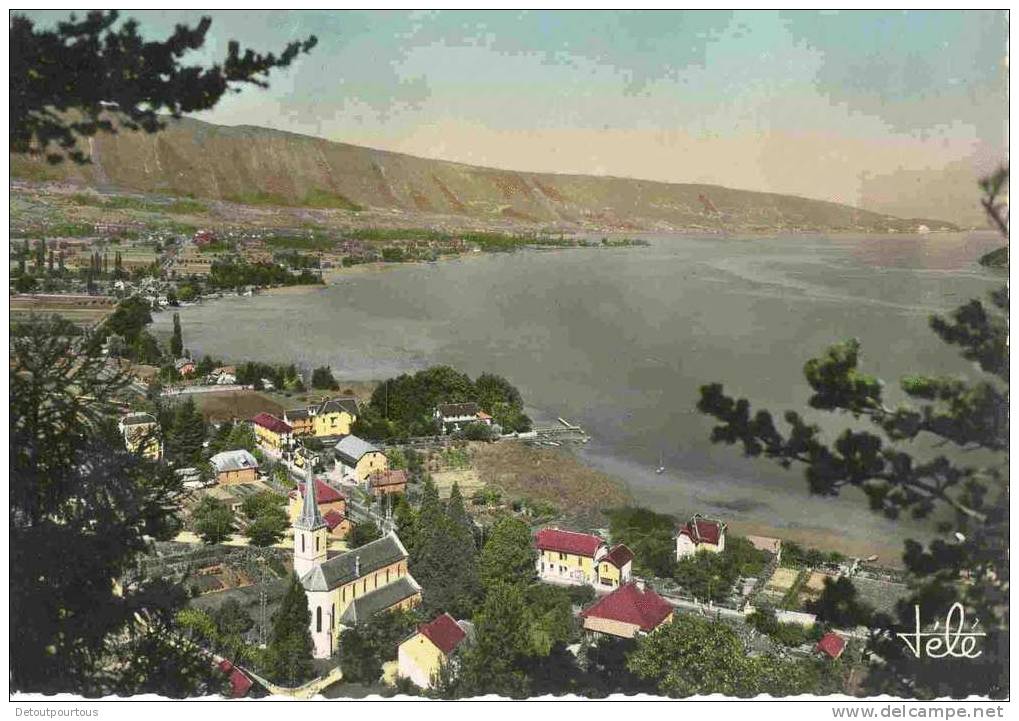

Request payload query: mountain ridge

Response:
[11,116,957,233]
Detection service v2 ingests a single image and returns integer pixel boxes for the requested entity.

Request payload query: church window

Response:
[316,536,319,552]
[301,534,305,553]
[331,604,335,629]
[316,607,322,632]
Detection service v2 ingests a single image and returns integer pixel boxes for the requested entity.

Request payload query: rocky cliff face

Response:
[11,117,953,232]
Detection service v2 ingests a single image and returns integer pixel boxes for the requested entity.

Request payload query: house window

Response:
[386,569,390,583]
[316,607,322,632]
[559,552,566,561]
[315,536,320,552]
[342,587,346,602]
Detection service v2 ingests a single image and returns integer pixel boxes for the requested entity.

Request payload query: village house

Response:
[288,477,350,539]
[579,582,674,639]
[596,544,636,589]
[434,402,493,435]
[209,449,260,486]
[250,413,294,455]
[533,528,632,588]
[284,397,359,438]
[368,469,408,497]
[118,412,163,460]
[675,514,727,560]
[334,435,388,484]
[292,473,421,658]
[398,613,472,689]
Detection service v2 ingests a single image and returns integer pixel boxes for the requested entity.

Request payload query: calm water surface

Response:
[154,232,1004,558]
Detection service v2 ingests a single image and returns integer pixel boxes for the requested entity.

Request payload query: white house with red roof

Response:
[675,514,727,560]
[397,613,472,688]
[579,582,674,639]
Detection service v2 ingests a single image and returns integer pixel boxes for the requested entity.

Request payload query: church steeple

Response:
[293,462,328,579]
[295,461,326,531]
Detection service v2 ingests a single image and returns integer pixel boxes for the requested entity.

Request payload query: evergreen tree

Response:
[164,397,206,465]
[479,515,537,590]
[12,10,317,164]
[411,478,481,617]
[393,494,419,555]
[262,574,314,688]
[47,249,54,273]
[11,317,205,695]
[170,312,184,358]
[57,250,64,274]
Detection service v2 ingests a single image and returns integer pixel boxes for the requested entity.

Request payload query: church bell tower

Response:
[293,463,328,579]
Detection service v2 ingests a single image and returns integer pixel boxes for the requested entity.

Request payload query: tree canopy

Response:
[11,11,316,163]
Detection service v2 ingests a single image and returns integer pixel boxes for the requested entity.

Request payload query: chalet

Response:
[579,582,674,639]
[334,435,388,484]
[434,402,493,435]
[292,474,421,658]
[535,528,607,586]
[368,469,408,497]
[251,413,294,454]
[118,412,163,460]
[398,613,472,689]
[209,449,260,485]
[675,514,727,560]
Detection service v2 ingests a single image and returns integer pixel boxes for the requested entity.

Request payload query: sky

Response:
[23,10,1009,219]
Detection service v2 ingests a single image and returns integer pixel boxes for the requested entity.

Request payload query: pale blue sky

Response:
[21,10,1008,208]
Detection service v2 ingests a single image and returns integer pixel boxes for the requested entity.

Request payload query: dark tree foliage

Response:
[170,312,183,358]
[350,519,383,549]
[605,506,677,578]
[311,365,339,390]
[192,497,234,545]
[11,11,317,163]
[261,574,314,688]
[208,259,322,290]
[160,396,207,466]
[10,316,209,695]
[410,478,481,618]
[354,366,531,441]
[337,609,418,683]
[696,170,1009,698]
[805,577,874,629]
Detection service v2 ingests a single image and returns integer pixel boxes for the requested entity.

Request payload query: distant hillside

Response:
[10,117,955,233]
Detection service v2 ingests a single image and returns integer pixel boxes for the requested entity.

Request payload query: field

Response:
[472,441,631,521]
[432,469,485,499]
[9,295,116,325]
[191,390,285,423]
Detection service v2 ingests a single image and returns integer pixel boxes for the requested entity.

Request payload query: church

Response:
[292,467,421,658]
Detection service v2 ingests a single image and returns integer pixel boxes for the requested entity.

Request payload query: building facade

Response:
[675,515,727,560]
[118,412,163,460]
[334,435,388,484]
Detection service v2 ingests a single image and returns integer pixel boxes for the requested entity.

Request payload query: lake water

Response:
[154,231,1004,560]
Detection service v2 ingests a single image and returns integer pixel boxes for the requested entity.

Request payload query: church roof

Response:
[339,574,421,624]
[300,532,408,592]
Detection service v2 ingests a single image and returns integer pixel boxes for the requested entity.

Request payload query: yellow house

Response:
[118,412,163,460]
[285,397,359,438]
[251,413,294,454]
[334,435,388,484]
[595,544,635,589]
[398,613,470,688]
[534,528,608,586]
[292,477,420,659]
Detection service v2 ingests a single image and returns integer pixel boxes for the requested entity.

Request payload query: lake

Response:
[154,231,1004,561]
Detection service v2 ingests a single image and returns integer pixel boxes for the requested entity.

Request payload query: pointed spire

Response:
[294,462,326,531]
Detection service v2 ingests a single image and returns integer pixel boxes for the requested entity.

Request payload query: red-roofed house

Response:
[369,469,408,497]
[251,412,294,454]
[398,613,471,688]
[675,514,727,560]
[217,659,254,698]
[288,479,349,539]
[596,544,635,588]
[579,582,674,639]
[535,528,608,586]
[816,632,847,660]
